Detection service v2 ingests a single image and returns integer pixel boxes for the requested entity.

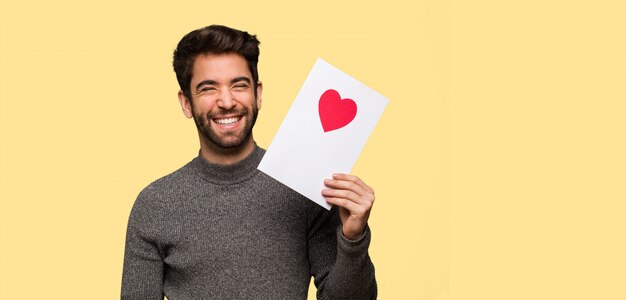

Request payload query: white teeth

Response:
[214,117,239,125]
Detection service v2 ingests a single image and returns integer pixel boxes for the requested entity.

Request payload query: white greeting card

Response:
[258,58,388,209]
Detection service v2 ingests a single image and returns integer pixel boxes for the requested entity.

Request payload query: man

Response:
[121,25,377,299]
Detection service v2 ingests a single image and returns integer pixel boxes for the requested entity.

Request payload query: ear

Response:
[256,81,263,110]
[178,90,193,118]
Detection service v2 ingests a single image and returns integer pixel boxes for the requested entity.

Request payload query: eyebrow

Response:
[231,77,252,85]
[194,77,252,91]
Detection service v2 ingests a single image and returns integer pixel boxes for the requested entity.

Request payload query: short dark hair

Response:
[173,25,260,101]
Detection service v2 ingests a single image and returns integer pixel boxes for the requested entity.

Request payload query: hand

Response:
[322,173,375,240]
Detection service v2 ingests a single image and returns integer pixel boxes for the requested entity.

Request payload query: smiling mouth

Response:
[212,115,243,125]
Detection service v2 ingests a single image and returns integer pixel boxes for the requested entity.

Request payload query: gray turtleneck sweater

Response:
[121,146,376,299]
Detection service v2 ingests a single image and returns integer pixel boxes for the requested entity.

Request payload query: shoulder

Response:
[132,159,200,211]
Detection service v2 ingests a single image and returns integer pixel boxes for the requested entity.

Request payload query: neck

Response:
[198,134,256,165]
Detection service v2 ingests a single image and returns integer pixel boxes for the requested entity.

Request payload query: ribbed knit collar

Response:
[190,145,265,185]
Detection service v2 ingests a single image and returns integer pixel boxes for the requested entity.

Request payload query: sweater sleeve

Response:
[121,193,165,300]
[308,205,377,299]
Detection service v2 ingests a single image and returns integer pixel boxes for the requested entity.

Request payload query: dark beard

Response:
[192,103,258,149]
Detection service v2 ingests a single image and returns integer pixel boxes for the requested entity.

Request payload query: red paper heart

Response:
[318,89,357,132]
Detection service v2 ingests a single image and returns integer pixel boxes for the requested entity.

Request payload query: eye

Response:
[197,86,219,95]
[232,84,249,91]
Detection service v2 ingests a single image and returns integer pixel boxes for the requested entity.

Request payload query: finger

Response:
[332,173,374,195]
[325,197,367,215]
[322,188,365,205]
[324,178,369,198]
[324,178,375,205]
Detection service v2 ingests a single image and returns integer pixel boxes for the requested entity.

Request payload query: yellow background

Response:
[1,0,624,299]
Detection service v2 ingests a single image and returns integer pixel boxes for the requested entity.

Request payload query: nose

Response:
[216,89,236,110]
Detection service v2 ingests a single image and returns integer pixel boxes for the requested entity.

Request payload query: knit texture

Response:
[121,146,376,299]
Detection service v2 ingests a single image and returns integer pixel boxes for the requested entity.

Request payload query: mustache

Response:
[206,108,249,119]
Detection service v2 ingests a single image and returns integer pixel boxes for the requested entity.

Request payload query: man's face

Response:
[183,53,262,150]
